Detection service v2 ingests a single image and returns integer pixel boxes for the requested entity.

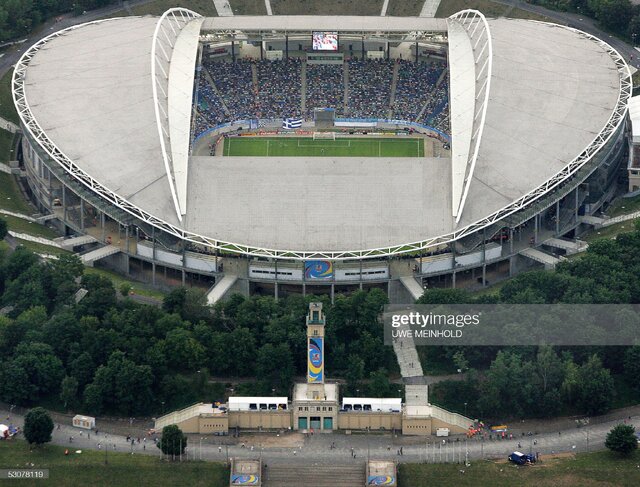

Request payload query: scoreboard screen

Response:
[312,32,338,51]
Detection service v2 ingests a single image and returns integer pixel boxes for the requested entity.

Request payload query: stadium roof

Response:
[14,10,629,259]
[201,15,448,33]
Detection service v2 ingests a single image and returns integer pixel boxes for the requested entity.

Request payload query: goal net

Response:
[313,132,336,140]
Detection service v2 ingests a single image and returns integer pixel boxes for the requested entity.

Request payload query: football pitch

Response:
[222,136,425,157]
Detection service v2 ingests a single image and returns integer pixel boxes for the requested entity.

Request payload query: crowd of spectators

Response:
[195,75,227,127]
[203,60,256,121]
[421,78,450,134]
[347,59,394,118]
[256,58,302,119]
[392,59,446,122]
[305,64,345,117]
[190,57,451,138]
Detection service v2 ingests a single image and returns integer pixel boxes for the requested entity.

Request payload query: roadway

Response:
[0,0,155,80]
[2,0,639,83]
[497,0,640,69]
[1,404,638,467]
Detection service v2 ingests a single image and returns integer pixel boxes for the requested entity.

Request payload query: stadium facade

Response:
[12,9,631,303]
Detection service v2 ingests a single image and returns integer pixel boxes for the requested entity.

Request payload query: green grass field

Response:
[0,440,229,487]
[223,136,425,157]
[399,450,640,486]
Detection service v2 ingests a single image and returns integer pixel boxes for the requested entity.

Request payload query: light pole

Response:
[464,402,467,418]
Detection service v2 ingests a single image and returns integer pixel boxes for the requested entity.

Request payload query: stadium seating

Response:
[392,59,446,122]
[256,58,302,119]
[191,57,451,140]
[306,64,344,117]
[346,59,394,118]
[204,60,256,121]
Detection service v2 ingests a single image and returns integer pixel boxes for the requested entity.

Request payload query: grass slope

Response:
[436,0,549,21]
[229,0,268,15]
[1,214,58,239]
[128,0,218,16]
[400,450,640,486]
[271,0,383,15]
[0,172,34,214]
[387,0,425,16]
[0,128,15,163]
[0,70,19,125]
[0,440,229,487]
[224,136,424,157]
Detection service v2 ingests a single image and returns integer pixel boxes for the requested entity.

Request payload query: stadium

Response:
[12,8,631,303]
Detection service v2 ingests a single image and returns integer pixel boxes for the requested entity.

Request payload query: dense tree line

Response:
[532,0,640,42]
[0,1,120,43]
[422,223,640,420]
[0,245,395,416]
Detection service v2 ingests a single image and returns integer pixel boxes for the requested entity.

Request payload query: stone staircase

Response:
[301,61,307,114]
[387,61,400,118]
[264,463,364,487]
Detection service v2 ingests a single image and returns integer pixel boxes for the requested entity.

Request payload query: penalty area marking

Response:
[297,139,351,148]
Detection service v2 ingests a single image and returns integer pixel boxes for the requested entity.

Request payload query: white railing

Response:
[448,10,493,223]
[151,8,202,222]
[12,14,631,262]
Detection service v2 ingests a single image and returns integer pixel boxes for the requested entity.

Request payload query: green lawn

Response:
[84,266,167,300]
[127,0,219,16]
[271,0,383,15]
[13,239,70,257]
[1,214,59,239]
[387,0,425,16]
[435,0,549,21]
[0,440,229,487]
[223,136,425,157]
[229,0,268,15]
[605,195,640,217]
[0,70,19,125]
[0,172,35,214]
[0,128,15,163]
[582,220,639,243]
[399,450,640,486]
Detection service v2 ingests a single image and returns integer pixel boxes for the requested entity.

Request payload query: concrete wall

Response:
[337,412,401,431]
[402,416,469,436]
[229,411,291,430]
[198,415,229,434]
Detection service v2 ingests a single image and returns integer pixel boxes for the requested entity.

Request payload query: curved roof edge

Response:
[12,15,631,261]
[448,10,492,222]
[151,8,203,222]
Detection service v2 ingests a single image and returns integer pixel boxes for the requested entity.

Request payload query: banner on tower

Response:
[308,337,324,382]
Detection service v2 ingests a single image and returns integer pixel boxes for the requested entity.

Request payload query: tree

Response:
[623,346,640,391]
[0,218,7,240]
[163,287,187,315]
[576,355,615,415]
[60,376,78,410]
[605,424,638,455]
[367,368,393,397]
[589,0,633,33]
[417,288,471,304]
[119,283,132,297]
[157,424,187,457]
[23,407,54,446]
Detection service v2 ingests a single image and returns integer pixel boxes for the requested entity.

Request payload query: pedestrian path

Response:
[206,273,238,304]
[0,115,19,134]
[419,0,441,17]
[381,0,390,16]
[9,231,60,247]
[213,0,234,16]
[264,0,273,15]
